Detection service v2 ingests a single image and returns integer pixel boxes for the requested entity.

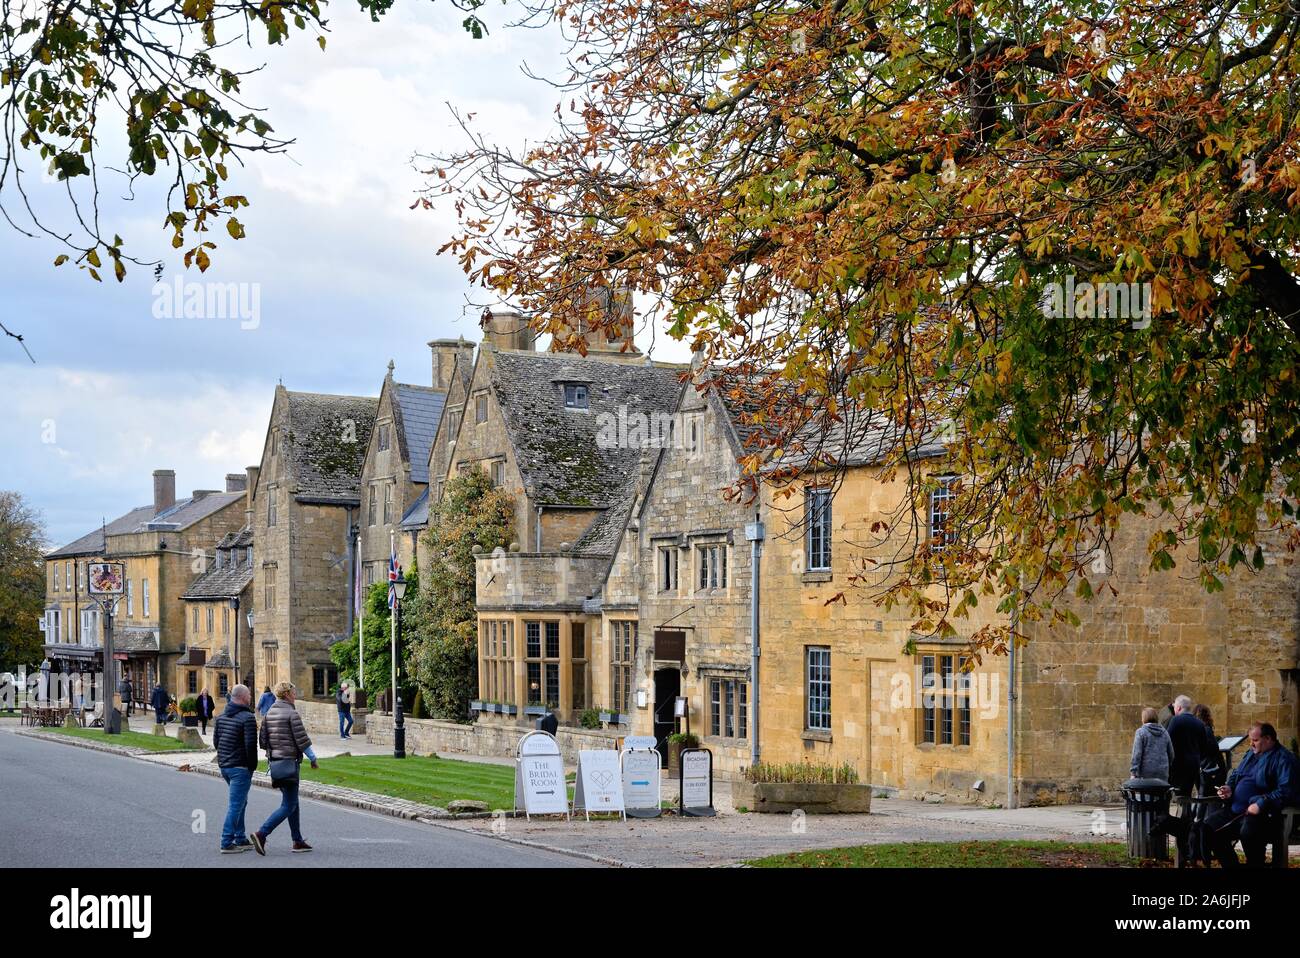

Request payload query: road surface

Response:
[0,728,592,868]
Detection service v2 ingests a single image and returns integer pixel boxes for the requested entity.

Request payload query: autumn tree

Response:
[0,0,495,297]
[0,491,46,673]
[426,0,1300,653]
[409,468,513,720]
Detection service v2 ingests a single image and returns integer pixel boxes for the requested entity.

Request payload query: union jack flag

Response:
[388,550,400,610]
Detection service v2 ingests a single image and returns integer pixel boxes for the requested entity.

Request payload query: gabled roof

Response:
[283,390,378,502]
[391,383,445,485]
[47,491,244,558]
[47,505,155,558]
[182,554,254,600]
[489,350,683,508]
[399,487,429,531]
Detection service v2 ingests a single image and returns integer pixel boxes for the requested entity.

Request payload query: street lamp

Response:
[391,570,407,759]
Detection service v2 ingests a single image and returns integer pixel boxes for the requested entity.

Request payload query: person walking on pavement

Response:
[256,686,275,721]
[251,681,317,855]
[336,681,354,739]
[212,684,258,853]
[1166,695,1209,794]
[149,683,169,724]
[119,675,134,716]
[196,688,215,735]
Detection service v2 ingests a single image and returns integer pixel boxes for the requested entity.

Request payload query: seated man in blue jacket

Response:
[1205,721,1297,867]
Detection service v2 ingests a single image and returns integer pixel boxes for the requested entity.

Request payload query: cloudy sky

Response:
[1,4,691,549]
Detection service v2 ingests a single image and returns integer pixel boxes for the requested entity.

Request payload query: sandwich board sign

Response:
[514,731,569,820]
[679,747,715,817]
[621,744,662,818]
[573,749,625,820]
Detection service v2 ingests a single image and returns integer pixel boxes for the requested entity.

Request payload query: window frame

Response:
[929,475,958,551]
[523,620,561,708]
[805,646,832,732]
[708,675,748,740]
[916,652,972,747]
[610,620,636,715]
[563,384,590,409]
[696,542,728,591]
[805,486,833,571]
[658,544,679,594]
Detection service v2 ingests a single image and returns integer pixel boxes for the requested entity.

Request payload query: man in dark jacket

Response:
[212,685,258,853]
[1206,721,1297,867]
[336,681,354,739]
[149,683,169,724]
[1166,695,1208,794]
[118,676,134,716]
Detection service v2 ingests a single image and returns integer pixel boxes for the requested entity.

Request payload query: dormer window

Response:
[563,384,589,409]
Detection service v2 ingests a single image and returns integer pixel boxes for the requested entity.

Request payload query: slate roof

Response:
[206,651,234,670]
[489,350,683,509]
[46,491,244,558]
[284,390,378,502]
[400,487,429,531]
[706,368,948,471]
[47,505,155,558]
[116,628,160,652]
[182,556,254,600]
[392,383,445,485]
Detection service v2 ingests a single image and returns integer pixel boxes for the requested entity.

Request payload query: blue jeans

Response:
[220,767,252,848]
[259,781,303,843]
[339,708,353,737]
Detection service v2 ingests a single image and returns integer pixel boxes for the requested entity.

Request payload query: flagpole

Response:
[390,529,397,715]
[356,534,364,690]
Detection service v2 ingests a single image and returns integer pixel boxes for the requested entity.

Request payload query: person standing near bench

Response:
[1130,707,1175,780]
[1206,721,1297,867]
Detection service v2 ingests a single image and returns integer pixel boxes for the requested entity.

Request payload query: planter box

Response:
[599,712,629,726]
[732,780,872,814]
[469,700,485,712]
[524,705,547,717]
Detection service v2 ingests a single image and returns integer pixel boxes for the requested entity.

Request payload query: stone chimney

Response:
[553,286,641,358]
[480,309,537,353]
[429,337,476,391]
[153,469,176,516]
[245,465,260,528]
[225,473,247,493]
[191,489,219,501]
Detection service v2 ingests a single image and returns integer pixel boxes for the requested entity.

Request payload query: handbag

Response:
[263,717,300,788]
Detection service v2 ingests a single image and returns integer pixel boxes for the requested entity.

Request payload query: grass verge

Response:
[256,754,520,810]
[40,725,195,752]
[748,840,1138,868]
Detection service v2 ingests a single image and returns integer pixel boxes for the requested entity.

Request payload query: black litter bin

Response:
[1122,778,1172,860]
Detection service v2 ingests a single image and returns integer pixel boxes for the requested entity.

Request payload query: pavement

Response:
[0,721,589,868]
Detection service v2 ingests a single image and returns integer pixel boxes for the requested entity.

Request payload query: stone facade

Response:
[43,470,247,706]
[357,361,448,579]
[250,386,377,702]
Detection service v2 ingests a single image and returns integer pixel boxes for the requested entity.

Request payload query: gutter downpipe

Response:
[746,510,765,768]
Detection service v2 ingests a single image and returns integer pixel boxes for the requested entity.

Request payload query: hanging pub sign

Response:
[514,730,569,820]
[87,562,125,596]
[572,749,625,820]
[679,747,715,817]
[621,744,662,818]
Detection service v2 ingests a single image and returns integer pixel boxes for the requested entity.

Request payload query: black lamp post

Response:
[391,570,407,759]
[245,610,254,686]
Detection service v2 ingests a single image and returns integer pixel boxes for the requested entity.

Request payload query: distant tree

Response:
[330,562,422,708]
[0,491,46,672]
[409,469,513,720]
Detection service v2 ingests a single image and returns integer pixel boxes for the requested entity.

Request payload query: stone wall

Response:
[365,712,619,763]
[1019,514,1300,805]
[297,698,367,737]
